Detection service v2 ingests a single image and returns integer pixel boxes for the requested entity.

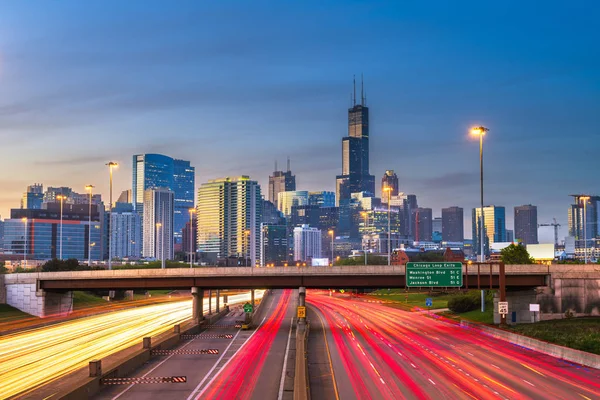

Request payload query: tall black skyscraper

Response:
[336,76,375,206]
[442,206,464,242]
[381,170,399,201]
[268,158,296,209]
[514,205,538,244]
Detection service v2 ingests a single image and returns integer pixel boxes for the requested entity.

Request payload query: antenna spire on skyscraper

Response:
[275,160,278,172]
[361,73,364,106]
[353,75,356,106]
[287,157,290,172]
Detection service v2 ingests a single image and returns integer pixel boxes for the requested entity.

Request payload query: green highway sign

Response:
[406,262,463,287]
[243,302,253,313]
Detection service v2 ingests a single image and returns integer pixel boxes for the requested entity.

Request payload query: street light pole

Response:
[383,187,392,266]
[22,217,27,266]
[86,185,94,267]
[471,126,489,262]
[106,162,118,270]
[57,195,65,260]
[581,196,590,264]
[188,208,196,268]
[328,230,334,266]
[361,211,368,265]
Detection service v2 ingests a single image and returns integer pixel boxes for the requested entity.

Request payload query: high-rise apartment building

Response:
[381,170,399,200]
[293,225,322,262]
[442,206,464,242]
[132,154,195,244]
[21,184,44,210]
[472,206,506,257]
[568,195,599,240]
[142,188,174,260]
[268,160,296,209]
[117,189,132,203]
[514,205,538,244]
[261,224,288,265]
[335,77,375,206]
[308,191,335,208]
[277,190,309,218]
[412,208,433,242]
[432,217,442,243]
[110,203,142,259]
[197,176,262,265]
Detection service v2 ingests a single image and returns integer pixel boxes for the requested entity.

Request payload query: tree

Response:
[500,244,534,264]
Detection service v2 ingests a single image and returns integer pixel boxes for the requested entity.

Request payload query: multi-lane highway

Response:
[0,291,261,399]
[307,291,600,400]
[97,289,297,400]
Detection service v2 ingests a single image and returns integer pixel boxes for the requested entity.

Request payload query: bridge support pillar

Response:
[208,289,212,315]
[298,287,306,325]
[216,289,220,313]
[191,287,204,323]
[251,289,255,308]
[223,295,229,312]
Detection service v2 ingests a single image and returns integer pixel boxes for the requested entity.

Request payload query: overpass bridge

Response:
[2,264,597,323]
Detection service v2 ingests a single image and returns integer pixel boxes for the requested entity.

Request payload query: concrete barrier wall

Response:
[55,309,230,399]
[293,323,310,400]
[460,320,600,369]
[0,275,6,304]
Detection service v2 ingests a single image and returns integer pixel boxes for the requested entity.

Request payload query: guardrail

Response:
[293,322,311,400]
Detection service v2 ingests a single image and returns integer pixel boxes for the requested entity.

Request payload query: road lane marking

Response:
[428,379,436,385]
[523,380,535,387]
[310,305,340,400]
[277,317,294,400]
[467,352,474,356]
[187,315,267,400]
[579,394,592,400]
[491,364,500,369]
[519,362,546,377]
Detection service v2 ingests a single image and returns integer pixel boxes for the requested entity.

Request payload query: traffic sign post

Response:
[425,297,433,314]
[297,306,306,319]
[406,262,463,287]
[498,301,508,316]
[243,302,253,313]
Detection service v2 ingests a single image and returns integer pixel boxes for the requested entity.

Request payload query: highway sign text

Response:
[406,262,463,287]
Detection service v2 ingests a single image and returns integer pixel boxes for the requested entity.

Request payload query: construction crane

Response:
[538,218,561,246]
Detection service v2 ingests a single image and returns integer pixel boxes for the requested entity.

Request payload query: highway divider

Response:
[460,320,600,369]
[293,322,311,400]
[53,308,229,400]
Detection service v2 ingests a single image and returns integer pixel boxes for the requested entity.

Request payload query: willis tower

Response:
[336,75,375,206]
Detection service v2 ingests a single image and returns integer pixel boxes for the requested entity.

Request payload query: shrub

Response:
[448,292,480,313]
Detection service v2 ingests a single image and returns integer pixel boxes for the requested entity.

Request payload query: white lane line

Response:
[428,379,436,385]
[277,317,294,400]
[411,363,417,368]
[491,364,500,369]
[467,352,474,356]
[186,316,266,400]
[523,380,535,387]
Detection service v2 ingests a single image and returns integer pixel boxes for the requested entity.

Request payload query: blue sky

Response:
[0,0,598,241]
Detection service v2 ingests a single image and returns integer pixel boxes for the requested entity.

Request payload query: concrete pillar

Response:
[191,287,204,323]
[208,289,212,315]
[298,287,306,325]
[223,295,229,311]
[251,289,255,308]
[143,337,151,349]
[216,289,220,313]
[89,360,102,377]
[173,324,181,334]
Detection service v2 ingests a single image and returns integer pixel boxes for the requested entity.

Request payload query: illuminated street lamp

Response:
[383,187,392,265]
[22,217,27,266]
[106,161,118,270]
[328,230,334,266]
[85,185,95,267]
[580,196,591,264]
[56,194,66,260]
[188,208,196,268]
[360,211,368,265]
[471,126,489,262]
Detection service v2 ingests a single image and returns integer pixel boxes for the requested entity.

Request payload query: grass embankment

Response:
[508,318,600,355]
[369,289,454,310]
[0,304,33,324]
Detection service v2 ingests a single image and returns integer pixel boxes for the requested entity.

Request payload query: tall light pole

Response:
[361,211,368,265]
[581,196,590,264]
[188,208,196,268]
[156,222,164,269]
[328,230,334,266]
[471,126,489,262]
[260,223,266,268]
[57,194,66,260]
[86,185,94,267]
[22,217,27,266]
[106,162,118,270]
[383,187,392,265]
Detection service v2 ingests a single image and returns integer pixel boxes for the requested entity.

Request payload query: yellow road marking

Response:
[520,362,546,377]
[484,375,517,394]
[311,305,340,400]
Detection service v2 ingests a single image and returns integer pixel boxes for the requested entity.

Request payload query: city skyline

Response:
[1,1,598,243]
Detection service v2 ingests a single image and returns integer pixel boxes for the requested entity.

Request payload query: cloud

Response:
[410,172,478,190]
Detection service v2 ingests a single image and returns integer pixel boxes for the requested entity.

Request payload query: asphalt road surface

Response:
[96,289,297,400]
[307,291,600,400]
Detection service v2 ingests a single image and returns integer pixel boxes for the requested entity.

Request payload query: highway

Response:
[307,291,600,400]
[0,291,261,399]
[97,289,296,400]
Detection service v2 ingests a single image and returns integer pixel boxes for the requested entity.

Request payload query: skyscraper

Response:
[268,159,296,209]
[117,189,132,203]
[412,208,433,242]
[472,206,506,257]
[111,203,142,259]
[381,170,399,201]
[293,225,322,262]
[568,195,599,240]
[132,154,195,244]
[308,191,335,208]
[335,76,375,206]
[514,205,538,244]
[197,176,262,265]
[21,184,44,210]
[142,188,174,260]
[442,206,464,242]
[277,190,309,218]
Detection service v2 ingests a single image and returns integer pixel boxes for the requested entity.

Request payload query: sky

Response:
[0,0,598,241]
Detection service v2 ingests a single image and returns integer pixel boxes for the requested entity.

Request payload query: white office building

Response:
[110,205,141,259]
[293,224,322,262]
[142,188,174,260]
